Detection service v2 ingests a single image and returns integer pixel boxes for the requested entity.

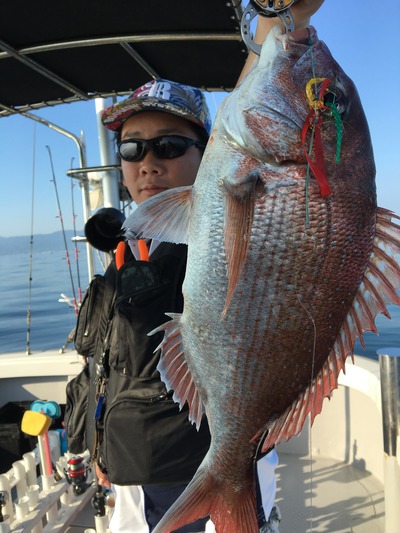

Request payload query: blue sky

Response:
[0,1,399,238]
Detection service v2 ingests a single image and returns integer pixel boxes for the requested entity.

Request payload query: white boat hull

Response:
[0,349,84,407]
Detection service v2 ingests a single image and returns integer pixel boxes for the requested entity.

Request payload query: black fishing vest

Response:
[108,241,187,388]
[81,242,210,485]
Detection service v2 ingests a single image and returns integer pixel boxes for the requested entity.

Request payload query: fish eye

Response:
[323,89,346,115]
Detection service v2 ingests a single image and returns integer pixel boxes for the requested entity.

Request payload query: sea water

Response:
[0,251,399,359]
[0,251,93,354]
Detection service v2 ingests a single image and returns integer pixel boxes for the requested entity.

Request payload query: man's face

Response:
[120,111,204,204]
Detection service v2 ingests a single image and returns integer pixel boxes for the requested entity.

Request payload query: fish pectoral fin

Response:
[123,185,193,244]
[258,208,400,452]
[150,313,205,429]
[222,172,261,313]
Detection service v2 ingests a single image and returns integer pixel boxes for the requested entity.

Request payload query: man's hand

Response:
[237,0,325,84]
[96,463,111,488]
[291,0,325,30]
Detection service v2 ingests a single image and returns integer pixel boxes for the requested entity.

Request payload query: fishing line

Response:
[295,292,316,533]
[300,37,327,532]
[26,121,37,355]
[46,145,79,316]
[303,38,317,229]
[305,132,314,228]
[301,87,346,533]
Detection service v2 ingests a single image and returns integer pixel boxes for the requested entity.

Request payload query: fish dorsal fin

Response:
[149,313,205,429]
[259,208,400,451]
[222,172,261,314]
[123,185,193,244]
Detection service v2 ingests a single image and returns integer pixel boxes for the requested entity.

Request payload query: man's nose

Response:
[138,150,163,173]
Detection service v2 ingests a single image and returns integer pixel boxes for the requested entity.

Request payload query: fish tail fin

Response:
[152,467,211,533]
[153,465,258,533]
[212,495,258,533]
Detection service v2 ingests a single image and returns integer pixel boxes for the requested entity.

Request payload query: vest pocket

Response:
[103,389,210,485]
[74,273,115,359]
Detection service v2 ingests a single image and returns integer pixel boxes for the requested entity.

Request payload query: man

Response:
[98,79,213,533]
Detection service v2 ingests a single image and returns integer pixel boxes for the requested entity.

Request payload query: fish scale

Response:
[123,25,400,533]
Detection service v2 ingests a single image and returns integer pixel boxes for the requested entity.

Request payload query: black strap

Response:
[254,430,275,529]
[91,260,118,464]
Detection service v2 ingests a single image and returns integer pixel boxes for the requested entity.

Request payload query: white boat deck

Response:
[276,452,384,533]
[63,451,384,532]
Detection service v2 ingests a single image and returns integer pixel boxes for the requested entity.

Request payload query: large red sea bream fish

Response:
[124,25,400,533]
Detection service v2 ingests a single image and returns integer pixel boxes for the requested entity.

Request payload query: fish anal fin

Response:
[258,354,340,452]
[153,465,258,533]
[150,313,205,429]
[222,172,261,314]
[258,208,400,452]
[123,185,193,244]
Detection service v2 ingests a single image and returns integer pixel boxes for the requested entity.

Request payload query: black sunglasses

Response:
[117,135,206,163]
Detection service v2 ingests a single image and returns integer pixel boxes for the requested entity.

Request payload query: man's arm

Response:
[237,0,325,85]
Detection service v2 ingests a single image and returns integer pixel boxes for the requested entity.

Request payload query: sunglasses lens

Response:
[119,141,143,162]
[118,136,200,162]
[154,136,189,159]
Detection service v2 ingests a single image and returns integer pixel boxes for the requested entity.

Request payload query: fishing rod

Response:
[46,145,79,316]
[26,122,37,355]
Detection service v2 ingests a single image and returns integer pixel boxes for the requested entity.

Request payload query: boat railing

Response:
[0,449,111,533]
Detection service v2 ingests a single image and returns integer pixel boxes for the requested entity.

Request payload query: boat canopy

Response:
[0,0,247,118]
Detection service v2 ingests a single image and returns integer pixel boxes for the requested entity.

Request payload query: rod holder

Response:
[378,347,400,457]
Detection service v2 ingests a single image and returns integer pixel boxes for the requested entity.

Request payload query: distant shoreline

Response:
[0,230,85,255]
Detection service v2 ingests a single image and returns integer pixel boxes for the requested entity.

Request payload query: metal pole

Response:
[77,129,96,280]
[377,347,400,533]
[95,98,121,209]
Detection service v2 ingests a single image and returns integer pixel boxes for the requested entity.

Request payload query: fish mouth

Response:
[278,26,318,49]
[217,24,323,166]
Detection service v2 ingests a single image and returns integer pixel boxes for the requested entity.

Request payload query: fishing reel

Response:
[241,0,297,55]
[63,455,90,495]
[85,207,126,252]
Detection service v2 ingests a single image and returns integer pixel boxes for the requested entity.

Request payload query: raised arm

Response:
[237,0,325,85]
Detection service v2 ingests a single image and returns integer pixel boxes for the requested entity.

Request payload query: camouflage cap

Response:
[101,78,212,135]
